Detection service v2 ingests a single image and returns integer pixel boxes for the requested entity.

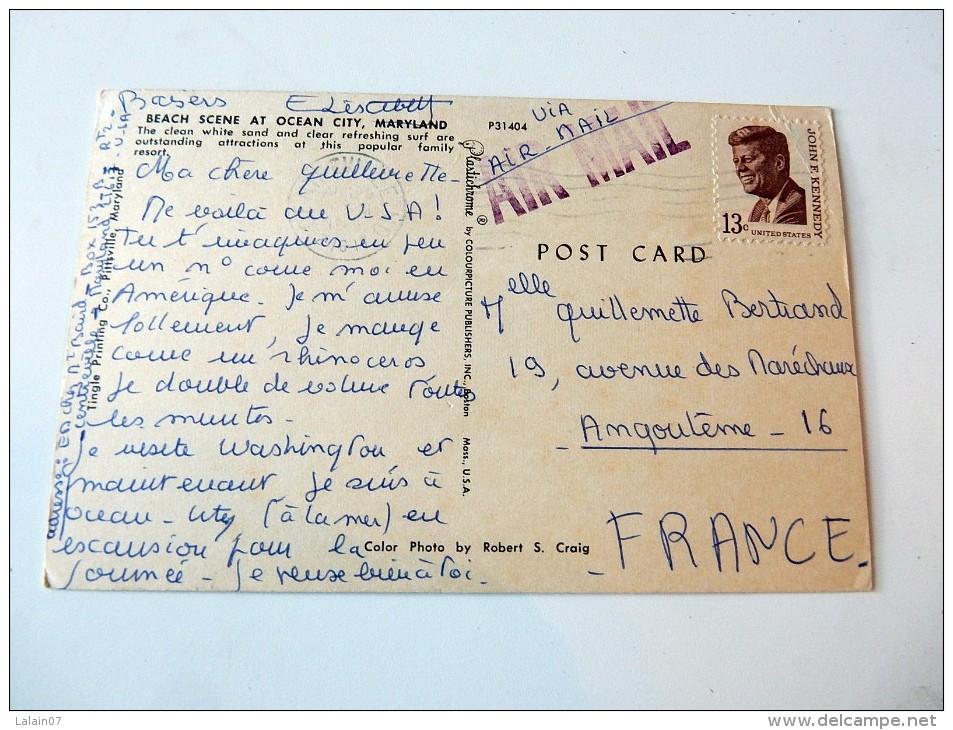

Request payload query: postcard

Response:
[44,90,870,592]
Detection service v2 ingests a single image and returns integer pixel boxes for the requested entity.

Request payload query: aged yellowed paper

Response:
[44,90,870,592]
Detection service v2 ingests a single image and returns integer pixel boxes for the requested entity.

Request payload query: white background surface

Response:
[10,10,942,710]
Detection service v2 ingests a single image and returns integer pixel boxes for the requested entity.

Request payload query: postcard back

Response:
[44,90,871,592]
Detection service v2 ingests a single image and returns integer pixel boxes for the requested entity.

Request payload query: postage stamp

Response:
[713,115,828,245]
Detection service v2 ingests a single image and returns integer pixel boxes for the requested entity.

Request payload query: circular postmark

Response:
[287,151,407,261]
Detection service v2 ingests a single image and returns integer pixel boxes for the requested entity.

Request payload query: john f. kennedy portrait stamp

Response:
[713,115,829,245]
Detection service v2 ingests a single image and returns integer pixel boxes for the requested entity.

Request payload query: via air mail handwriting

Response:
[480,101,691,224]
